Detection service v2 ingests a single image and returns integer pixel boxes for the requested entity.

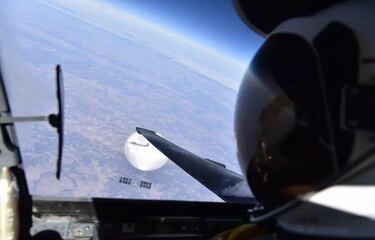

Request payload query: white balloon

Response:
[124,131,168,171]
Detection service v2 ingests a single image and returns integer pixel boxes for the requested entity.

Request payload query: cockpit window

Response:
[0,0,263,202]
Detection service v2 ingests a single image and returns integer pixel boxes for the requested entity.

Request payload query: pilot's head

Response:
[234,0,375,214]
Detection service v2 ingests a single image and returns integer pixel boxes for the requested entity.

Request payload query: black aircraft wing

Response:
[136,127,254,203]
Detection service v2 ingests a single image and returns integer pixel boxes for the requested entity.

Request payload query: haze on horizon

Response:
[36,0,256,91]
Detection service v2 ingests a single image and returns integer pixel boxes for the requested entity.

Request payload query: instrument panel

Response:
[31,197,252,240]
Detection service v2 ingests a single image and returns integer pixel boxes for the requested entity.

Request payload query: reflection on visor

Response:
[245,33,337,208]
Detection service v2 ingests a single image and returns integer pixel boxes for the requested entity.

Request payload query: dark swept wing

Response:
[136,127,254,203]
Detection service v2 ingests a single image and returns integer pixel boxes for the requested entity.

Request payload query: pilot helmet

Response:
[234,0,375,212]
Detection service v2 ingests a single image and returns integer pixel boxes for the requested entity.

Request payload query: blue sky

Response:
[0,0,255,92]
[107,0,264,64]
